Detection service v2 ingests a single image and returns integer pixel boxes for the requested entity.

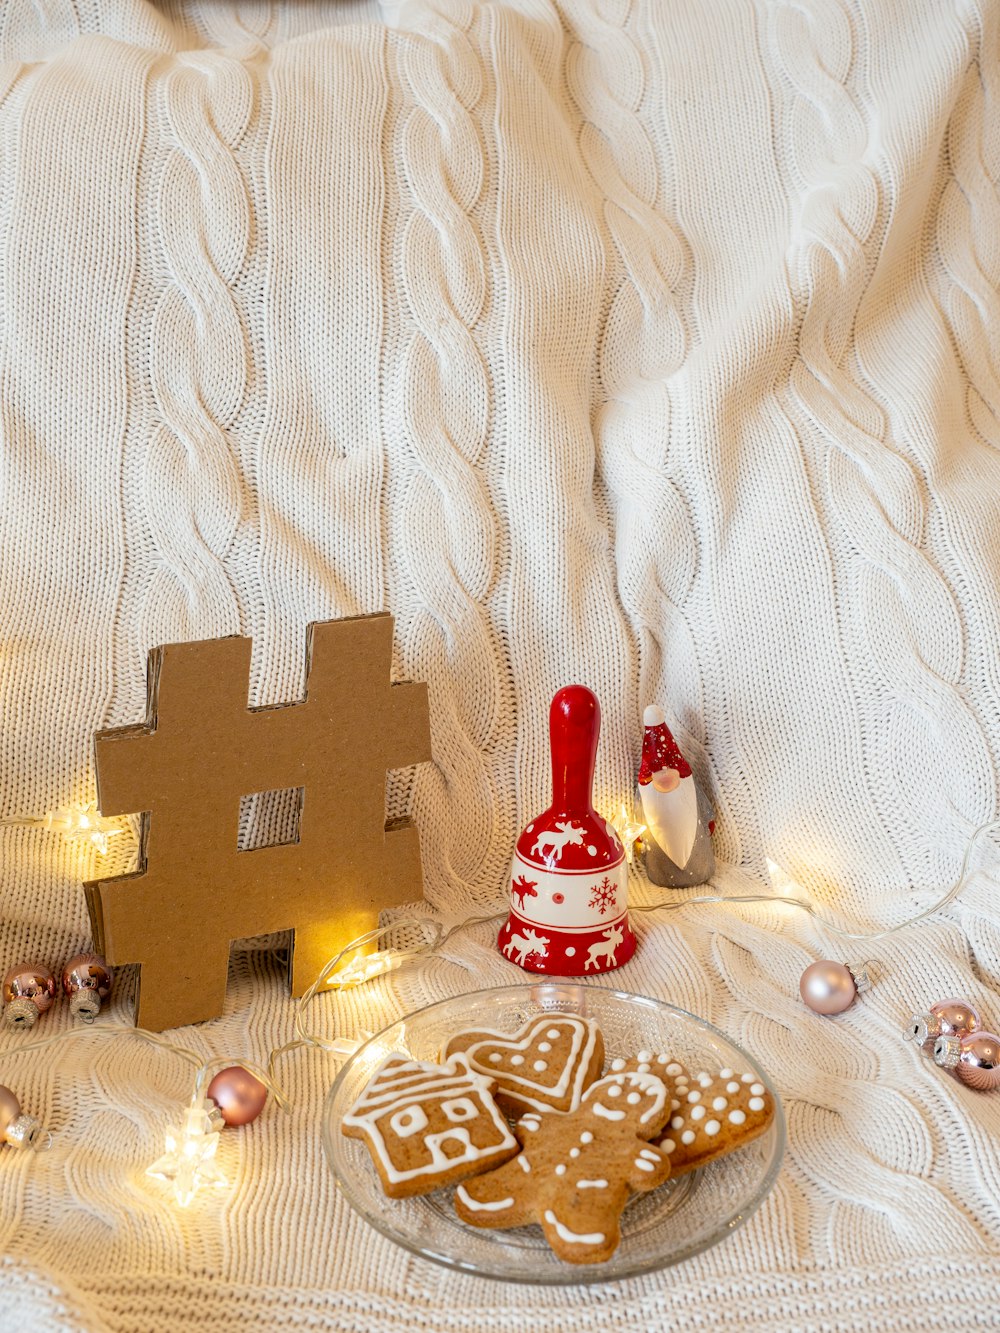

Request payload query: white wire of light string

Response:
[3,819,995,1122]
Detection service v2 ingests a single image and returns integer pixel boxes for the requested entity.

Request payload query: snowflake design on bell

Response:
[588,875,617,915]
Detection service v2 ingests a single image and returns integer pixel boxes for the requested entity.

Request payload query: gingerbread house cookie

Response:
[342,1052,518,1199]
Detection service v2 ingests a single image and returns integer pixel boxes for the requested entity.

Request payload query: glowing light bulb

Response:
[612,805,646,865]
[147,1101,226,1207]
[326,948,408,989]
[43,802,126,856]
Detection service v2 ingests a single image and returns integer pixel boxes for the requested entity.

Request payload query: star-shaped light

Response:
[147,1102,226,1207]
[611,804,647,865]
[43,802,127,856]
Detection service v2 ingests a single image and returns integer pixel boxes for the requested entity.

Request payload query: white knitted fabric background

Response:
[1,0,999,1327]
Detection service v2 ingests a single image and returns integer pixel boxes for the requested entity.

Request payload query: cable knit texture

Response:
[0,2,998,1329]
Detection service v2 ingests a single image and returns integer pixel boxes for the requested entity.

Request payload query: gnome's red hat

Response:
[638,704,692,784]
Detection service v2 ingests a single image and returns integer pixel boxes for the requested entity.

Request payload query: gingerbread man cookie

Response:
[454,1070,671,1264]
[615,1051,775,1176]
[442,1012,604,1116]
[342,1052,518,1199]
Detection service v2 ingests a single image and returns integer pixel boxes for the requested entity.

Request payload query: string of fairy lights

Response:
[0,798,997,1205]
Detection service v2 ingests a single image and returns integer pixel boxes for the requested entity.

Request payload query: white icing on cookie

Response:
[449,1015,600,1113]
[712,1097,727,1112]
[681,1130,695,1145]
[634,1158,655,1172]
[726,1082,739,1094]
[661,1139,676,1153]
[704,1119,720,1136]
[593,1103,626,1121]
[751,1083,765,1097]
[344,1053,516,1187]
[580,1131,593,1144]
[720,1068,733,1079]
[517,1156,531,1172]
[691,1105,705,1121]
[456,1186,514,1212]
[729,1109,746,1125]
[749,1097,765,1111]
[543,1210,605,1246]
[576,1179,608,1189]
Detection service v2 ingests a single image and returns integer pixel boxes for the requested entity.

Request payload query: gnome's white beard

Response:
[640,774,698,869]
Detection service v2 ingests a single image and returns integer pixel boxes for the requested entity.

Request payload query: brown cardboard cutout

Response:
[84,614,431,1031]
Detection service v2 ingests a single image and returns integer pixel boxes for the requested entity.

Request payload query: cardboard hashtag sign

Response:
[84,614,431,1030]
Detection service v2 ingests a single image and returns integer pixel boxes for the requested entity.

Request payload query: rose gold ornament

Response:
[0,1085,44,1150]
[905,997,980,1048]
[799,960,871,1015]
[933,1030,1000,1090]
[2,964,57,1031]
[207,1066,268,1127]
[61,953,113,1023]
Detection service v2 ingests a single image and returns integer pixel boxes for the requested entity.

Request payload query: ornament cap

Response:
[4,1113,43,1151]
[3,998,39,1031]
[69,989,101,1022]
[846,962,873,994]
[905,1012,934,1045]
[934,1034,961,1068]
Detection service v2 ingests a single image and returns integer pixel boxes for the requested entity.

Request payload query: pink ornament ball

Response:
[936,1031,1000,1091]
[207,1067,268,1127]
[799,960,857,1015]
[0,1086,22,1140]
[2,964,57,1028]
[907,997,980,1047]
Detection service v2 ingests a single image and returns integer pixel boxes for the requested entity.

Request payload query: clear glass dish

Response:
[322,982,785,1284]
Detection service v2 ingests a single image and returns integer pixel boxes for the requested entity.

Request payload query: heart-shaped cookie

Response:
[614,1051,775,1175]
[443,1013,604,1115]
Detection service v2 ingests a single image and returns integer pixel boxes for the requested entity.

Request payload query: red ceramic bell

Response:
[498,685,636,975]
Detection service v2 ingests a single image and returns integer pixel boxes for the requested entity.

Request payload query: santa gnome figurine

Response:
[637,705,715,887]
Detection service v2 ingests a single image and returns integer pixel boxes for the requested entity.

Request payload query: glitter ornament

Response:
[61,953,113,1023]
[904,998,980,1048]
[0,1085,44,1150]
[498,685,636,976]
[933,1030,1000,1090]
[2,964,57,1031]
[207,1066,268,1127]
[799,960,871,1015]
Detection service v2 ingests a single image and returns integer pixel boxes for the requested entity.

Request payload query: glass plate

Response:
[322,983,785,1284]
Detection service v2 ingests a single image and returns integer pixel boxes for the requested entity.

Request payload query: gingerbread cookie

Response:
[454,1070,671,1264]
[442,1012,604,1116]
[342,1052,518,1199]
[616,1051,775,1176]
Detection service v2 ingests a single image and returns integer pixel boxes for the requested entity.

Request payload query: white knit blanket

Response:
[1,1,999,1328]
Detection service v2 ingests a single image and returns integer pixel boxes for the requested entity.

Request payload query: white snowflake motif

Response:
[588,876,617,915]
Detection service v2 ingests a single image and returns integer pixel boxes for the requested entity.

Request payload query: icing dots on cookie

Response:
[646,1064,775,1178]
[442,1013,604,1115]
